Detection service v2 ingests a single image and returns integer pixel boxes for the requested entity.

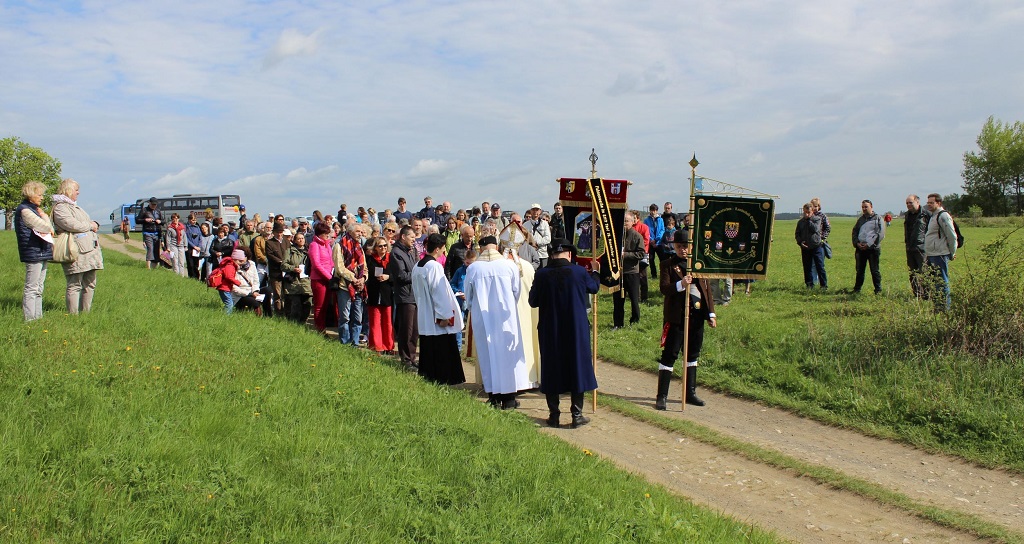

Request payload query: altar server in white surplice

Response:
[510,250,541,388]
[465,236,530,409]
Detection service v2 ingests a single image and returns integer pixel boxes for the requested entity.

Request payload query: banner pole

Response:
[681,154,699,410]
[592,290,598,412]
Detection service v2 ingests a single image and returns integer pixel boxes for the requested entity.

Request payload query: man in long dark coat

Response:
[528,238,600,428]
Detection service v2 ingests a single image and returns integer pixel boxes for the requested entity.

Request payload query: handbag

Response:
[328,276,342,291]
[51,232,78,264]
[822,241,832,259]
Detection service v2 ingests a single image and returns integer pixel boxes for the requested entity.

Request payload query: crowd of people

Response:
[16,183,960,420]
[794,194,959,310]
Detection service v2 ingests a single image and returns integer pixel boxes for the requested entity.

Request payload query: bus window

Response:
[222,195,240,207]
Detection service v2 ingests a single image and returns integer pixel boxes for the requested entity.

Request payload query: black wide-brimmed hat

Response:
[672,228,690,244]
[548,238,578,254]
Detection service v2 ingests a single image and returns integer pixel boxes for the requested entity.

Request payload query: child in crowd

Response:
[449,249,477,349]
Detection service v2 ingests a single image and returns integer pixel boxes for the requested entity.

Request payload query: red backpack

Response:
[207,265,225,288]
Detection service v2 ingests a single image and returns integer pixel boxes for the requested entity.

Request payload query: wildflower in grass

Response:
[254,386,261,391]
[117,362,123,366]
[207,494,213,500]
[582,449,593,456]
[253,411,260,417]
[43,330,48,333]
[125,346,131,351]
[152,366,161,371]
[310,364,316,368]
[245,389,251,394]
[645,493,651,498]
[199,385,206,391]
[71,369,77,374]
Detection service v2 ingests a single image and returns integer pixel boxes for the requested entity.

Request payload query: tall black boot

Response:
[685,366,705,406]
[655,369,672,410]
[545,393,560,428]
[570,392,590,428]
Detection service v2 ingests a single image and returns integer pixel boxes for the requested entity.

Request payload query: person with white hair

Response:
[14,180,54,321]
[333,222,367,346]
[50,178,104,314]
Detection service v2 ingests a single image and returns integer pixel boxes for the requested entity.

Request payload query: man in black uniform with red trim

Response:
[655,229,716,409]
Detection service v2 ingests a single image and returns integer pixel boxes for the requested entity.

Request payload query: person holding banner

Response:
[655,229,716,409]
[529,238,600,428]
[612,211,646,329]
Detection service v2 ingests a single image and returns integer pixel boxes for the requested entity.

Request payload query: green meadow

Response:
[599,217,1024,471]
[0,233,778,543]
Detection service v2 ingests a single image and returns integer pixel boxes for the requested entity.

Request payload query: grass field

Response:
[0,233,779,543]
[597,217,1024,472]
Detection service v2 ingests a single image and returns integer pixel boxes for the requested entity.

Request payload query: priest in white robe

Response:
[465,236,529,409]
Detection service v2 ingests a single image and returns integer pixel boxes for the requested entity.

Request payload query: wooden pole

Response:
[592,290,599,412]
[681,155,699,410]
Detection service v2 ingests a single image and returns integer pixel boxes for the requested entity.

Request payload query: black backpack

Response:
[938,210,964,248]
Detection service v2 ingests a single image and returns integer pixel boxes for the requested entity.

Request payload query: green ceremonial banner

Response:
[691,195,775,280]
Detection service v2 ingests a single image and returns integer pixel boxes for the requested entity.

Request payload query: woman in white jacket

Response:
[51,178,104,314]
[412,233,464,385]
[230,248,263,314]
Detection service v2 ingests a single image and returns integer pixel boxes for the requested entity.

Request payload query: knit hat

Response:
[231,249,246,260]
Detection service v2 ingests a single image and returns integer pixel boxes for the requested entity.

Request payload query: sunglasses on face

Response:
[375,244,388,248]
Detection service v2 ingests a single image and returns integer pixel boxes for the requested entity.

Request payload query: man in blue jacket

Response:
[529,238,601,429]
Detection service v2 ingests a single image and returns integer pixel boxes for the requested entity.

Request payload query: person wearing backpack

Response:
[924,193,957,311]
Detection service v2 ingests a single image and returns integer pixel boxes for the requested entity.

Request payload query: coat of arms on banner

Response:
[610,182,621,194]
[724,221,740,239]
[565,180,575,194]
[704,230,712,240]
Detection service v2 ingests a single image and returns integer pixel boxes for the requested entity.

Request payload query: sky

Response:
[3,0,1023,223]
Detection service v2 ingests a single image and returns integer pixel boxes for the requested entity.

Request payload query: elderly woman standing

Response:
[15,181,54,321]
[50,178,103,314]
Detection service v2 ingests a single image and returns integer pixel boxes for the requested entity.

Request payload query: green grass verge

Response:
[600,395,1024,544]
[594,218,1024,472]
[0,234,780,543]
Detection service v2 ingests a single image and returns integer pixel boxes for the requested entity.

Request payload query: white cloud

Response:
[408,159,457,178]
[263,28,323,69]
[148,167,205,195]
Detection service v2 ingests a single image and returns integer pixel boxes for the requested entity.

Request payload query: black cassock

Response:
[529,258,600,395]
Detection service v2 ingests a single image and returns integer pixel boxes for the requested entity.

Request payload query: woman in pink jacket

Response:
[308,221,336,332]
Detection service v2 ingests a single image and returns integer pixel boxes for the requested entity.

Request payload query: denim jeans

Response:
[219,290,235,314]
[337,289,364,345]
[926,254,951,310]
[23,261,47,321]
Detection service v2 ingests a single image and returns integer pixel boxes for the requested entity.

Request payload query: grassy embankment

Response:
[0,233,780,543]
[597,217,1024,472]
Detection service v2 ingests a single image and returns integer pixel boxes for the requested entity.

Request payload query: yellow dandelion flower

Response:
[253,411,260,417]
[582,449,593,456]
[98,364,103,368]
[254,386,261,391]
[645,493,651,498]
[207,494,213,500]
[245,389,251,394]
[125,346,131,351]
[152,366,161,371]
[310,364,316,368]
[117,362,123,366]
[71,369,77,374]
[199,385,206,390]
[43,330,48,333]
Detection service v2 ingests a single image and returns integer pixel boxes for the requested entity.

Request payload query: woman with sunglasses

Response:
[364,236,395,354]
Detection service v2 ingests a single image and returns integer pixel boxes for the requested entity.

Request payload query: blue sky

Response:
[3,1,1023,222]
